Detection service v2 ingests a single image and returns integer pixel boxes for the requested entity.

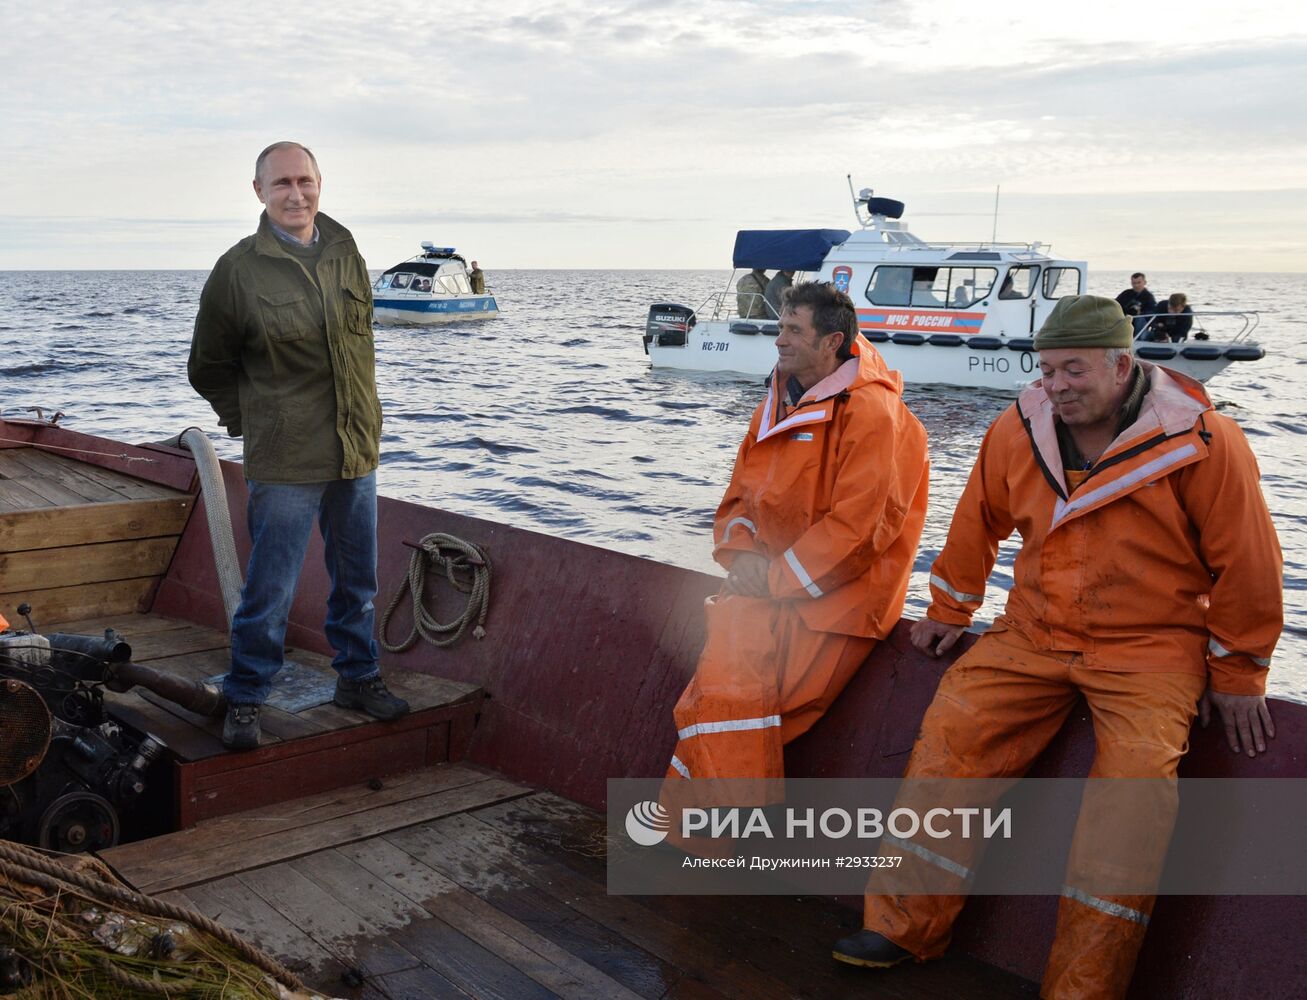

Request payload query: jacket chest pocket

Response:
[342,286,373,335]
[257,290,316,343]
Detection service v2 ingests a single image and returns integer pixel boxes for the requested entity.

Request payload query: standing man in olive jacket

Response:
[189,141,408,750]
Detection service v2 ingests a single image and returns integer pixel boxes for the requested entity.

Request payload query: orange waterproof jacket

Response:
[927,363,1282,695]
[713,335,929,638]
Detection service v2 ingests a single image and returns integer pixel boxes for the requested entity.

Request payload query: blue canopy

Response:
[731,229,851,271]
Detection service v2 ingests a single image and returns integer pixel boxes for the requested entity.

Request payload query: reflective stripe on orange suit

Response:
[666,335,929,787]
[863,363,1282,1000]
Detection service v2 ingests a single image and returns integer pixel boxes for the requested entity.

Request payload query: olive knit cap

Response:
[1034,294,1134,350]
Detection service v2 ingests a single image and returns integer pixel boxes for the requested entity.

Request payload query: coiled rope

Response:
[379,534,492,652]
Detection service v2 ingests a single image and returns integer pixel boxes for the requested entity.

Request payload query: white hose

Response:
[175,427,244,630]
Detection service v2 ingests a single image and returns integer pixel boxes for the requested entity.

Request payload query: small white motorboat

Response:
[642,191,1263,391]
[373,243,498,325]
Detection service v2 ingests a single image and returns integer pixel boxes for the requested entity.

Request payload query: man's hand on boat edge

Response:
[910,617,966,658]
[1200,690,1275,758]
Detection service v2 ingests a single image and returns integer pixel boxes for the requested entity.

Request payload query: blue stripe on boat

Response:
[374,296,498,313]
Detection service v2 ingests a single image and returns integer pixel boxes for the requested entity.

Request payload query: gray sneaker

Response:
[334,675,410,721]
[222,704,261,750]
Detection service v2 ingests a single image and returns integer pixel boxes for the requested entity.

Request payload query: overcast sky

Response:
[2,0,1304,271]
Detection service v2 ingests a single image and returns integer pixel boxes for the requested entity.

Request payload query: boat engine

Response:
[644,303,696,351]
[0,617,224,853]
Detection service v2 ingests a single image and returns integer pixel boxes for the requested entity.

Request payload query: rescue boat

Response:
[372,242,498,325]
[0,412,1301,998]
[643,192,1264,390]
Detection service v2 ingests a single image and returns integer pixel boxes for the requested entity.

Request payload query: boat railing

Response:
[1133,310,1260,344]
[696,290,780,323]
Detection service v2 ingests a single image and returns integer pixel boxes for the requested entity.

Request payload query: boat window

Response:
[866,266,914,306]
[390,273,413,290]
[1043,267,1082,299]
[999,265,1039,299]
[453,273,472,294]
[943,267,997,307]
[438,275,461,295]
[867,265,995,308]
[413,277,433,292]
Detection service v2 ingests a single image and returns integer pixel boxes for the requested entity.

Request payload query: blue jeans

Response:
[225,474,381,705]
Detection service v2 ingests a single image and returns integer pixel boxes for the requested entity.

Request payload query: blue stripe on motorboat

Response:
[374,297,498,313]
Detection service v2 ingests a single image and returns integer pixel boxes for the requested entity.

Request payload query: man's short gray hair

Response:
[1104,346,1132,366]
[255,141,320,182]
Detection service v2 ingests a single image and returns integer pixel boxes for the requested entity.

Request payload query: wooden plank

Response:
[126,623,230,660]
[378,806,728,1000]
[117,776,531,894]
[392,812,801,1000]
[102,688,227,761]
[177,718,464,826]
[0,448,129,502]
[180,876,347,980]
[46,610,195,637]
[238,862,423,978]
[373,965,474,999]
[101,764,491,877]
[36,449,178,500]
[5,474,95,507]
[0,578,156,626]
[0,451,34,479]
[0,536,177,592]
[0,478,55,510]
[0,497,193,552]
[340,836,643,1000]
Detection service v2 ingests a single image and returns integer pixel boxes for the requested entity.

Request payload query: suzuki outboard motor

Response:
[644,303,696,351]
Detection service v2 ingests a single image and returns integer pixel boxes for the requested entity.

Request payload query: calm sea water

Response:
[2,268,1304,702]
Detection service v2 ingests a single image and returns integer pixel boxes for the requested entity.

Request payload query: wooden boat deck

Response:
[52,611,484,827]
[100,763,1038,1000]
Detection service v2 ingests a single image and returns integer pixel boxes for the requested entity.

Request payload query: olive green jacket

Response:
[188,212,381,483]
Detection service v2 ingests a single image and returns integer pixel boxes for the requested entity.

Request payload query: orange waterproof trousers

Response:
[665,595,875,791]
[863,627,1205,1000]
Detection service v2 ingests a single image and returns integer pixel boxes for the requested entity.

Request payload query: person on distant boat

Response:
[735,267,770,319]
[764,269,795,319]
[188,140,410,752]
[837,295,1283,1000]
[1115,272,1157,336]
[1145,292,1194,343]
[468,261,486,295]
[663,281,929,805]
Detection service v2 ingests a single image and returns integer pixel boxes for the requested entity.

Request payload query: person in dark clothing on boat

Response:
[1145,292,1194,342]
[1115,272,1156,337]
[764,270,794,319]
[188,141,409,752]
[468,261,486,294]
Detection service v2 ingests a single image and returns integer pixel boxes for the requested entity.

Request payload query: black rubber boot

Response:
[832,929,914,969]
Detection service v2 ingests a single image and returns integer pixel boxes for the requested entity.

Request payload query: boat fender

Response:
[928,334,964,347]
[1136,345,1177,361]
[1005,337,1036,352]
[1223,345,1265,362]
[891,332,926,346]
[1180,345,1224,361]
[865,197,906,219]
[862,330,890,343]
[730,323,761,336]
[966,337,1003,351]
